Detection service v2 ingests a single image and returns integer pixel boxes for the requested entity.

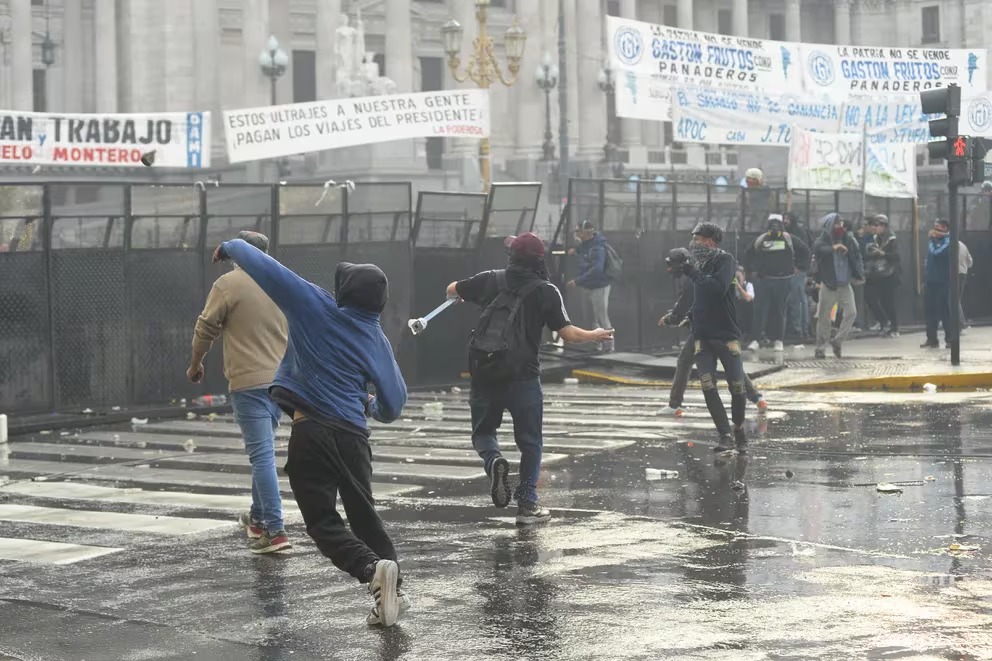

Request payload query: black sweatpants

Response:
[284,419,397,583]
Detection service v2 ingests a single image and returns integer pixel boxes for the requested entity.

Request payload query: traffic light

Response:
[920,84,975,185]
[971,137,990,184]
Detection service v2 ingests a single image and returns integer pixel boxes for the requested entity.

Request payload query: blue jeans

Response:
[231,388,284,533]
[787,272,809,337]
[469,377,543,505]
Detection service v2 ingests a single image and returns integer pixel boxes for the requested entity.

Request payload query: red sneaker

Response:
[237,512,263,540]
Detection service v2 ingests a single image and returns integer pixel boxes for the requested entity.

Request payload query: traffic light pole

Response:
[948,187,961,366]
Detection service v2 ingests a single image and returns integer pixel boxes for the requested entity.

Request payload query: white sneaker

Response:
[366,560,400,627]
[773,340,784,352]
[367,588,410,626]
[747,340,760,351]
[657,405,685,417]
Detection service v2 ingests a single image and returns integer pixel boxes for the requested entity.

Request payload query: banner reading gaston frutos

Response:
[0,111,210,168]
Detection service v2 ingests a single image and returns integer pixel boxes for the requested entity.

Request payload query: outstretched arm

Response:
[366,336,408,423]
[216,239,323,318]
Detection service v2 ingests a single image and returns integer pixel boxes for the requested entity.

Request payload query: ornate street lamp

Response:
[535,52,558,161]
[442,0,527,191]
[597,60,618,166]
[259,34,289,106]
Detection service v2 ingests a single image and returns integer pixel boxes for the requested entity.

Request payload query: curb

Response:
[787,372,992,392]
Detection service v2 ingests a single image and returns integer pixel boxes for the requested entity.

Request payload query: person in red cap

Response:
[446,232,613,525]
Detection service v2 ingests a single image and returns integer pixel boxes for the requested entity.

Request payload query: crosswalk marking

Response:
[0,537,122,565]
[0,504,232,535]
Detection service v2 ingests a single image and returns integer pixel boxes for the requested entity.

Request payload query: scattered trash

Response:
[792,345,805,351]
[922,383,937,394]
[39,430,51,435]
[949,543,980,553]
[791,543,816,558]
[82,408,93,415]
[131,417,149,425]
[563,377,579,385]
[112,434,120,441]
[450,386,462,394]
[924,475,936,482]
[405,458,415,463]
[135,464,150,469]
[422,402,444,420]
[731,480,746,492]
[182,439,196,453]
[207,413,218,422]
[193,394,227,407]
[32,476,48,482]
[785,470,794,479]
[645,468,679,480]
[876,483,903,493]
[59,431,71,437]
[963,495,990,501]
[111,406,122,411]
[186,412,197,420]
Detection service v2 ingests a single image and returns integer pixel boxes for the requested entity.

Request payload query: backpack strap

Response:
[504,277,546,326]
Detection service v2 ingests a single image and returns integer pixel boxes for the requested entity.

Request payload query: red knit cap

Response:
[503,232,545,258]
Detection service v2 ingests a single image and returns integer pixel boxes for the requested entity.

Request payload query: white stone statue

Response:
[335,14,358,89]
[335,12,398,98]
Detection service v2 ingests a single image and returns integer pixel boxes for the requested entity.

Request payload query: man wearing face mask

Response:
[922,219,952,349]
[812,213,864,359]
[666,223,748,455]
[744,214,810,352]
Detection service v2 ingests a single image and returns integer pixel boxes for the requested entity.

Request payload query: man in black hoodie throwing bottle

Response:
[447,233,613,525]
[667,223,748,454]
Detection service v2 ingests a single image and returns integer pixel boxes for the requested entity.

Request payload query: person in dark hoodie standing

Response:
[812,213,864,359]
[922,219,952,348]
[448,233,613,525]
[667,223,748,454]
[213,238,408,628]
[567,220,614,353]
[744,214,810,352]
[784,211,813,340]
[863,215,901,337]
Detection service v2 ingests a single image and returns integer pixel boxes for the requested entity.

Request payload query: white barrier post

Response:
[0,414,7,443]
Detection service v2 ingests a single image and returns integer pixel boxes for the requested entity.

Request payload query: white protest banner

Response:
[671,86,842,146]
[224,90,489,163]
[800,44,987,96]
[0,111,210,167]
[788,127,916,198]
[607,15,804,120]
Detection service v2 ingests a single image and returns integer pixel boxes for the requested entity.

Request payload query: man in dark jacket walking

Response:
[812,213,864,359]
[744,214,810,352]
[922,219,952,348]
[568,220,614,352]
[864,215,901,337]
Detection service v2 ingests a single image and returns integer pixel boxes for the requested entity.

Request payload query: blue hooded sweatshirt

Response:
[926,234,951,286]
[575,232,611,289]
[220,239,407,435]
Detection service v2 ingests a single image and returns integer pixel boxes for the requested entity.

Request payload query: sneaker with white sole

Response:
[773,340,784,352]
[657,405,685,417]
[516,502,552,525]
[489,456,511,508]
[367,560,400,627]
[367,588,411,626]
[238,512,263,540]
[250,530,292,554]
[747,340,760,351]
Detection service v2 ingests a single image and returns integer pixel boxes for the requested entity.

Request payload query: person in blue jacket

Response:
[567,220,615,352]
[922,219,952,349]
[213,238,409,628]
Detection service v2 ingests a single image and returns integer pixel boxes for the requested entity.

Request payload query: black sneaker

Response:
[713,434,734,453]
[734,427,748,454]
[489,457,511,508]
[516,502,551,525]
[814,349,826,359]
[831,341,842,358]
[921,341,939,349]
[366,560,400,627]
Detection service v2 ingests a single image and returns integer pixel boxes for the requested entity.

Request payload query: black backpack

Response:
[468,271,545,382]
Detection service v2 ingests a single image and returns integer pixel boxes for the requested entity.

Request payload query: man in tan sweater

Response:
[188,230,290,554]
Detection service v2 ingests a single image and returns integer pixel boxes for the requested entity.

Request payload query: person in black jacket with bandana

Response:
[667,223,748,454]
[863,214,901,337]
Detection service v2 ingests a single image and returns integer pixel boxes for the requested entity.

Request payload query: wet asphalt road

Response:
[2,386,992,660]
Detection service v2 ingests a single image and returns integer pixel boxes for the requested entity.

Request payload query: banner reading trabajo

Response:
[0,111,210,167]
[787,127,916,198]
[224,90,490,163]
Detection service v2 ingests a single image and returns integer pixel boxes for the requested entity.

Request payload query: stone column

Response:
[563,0,580,162]
[193,0,220,154]
[576,0,605,161]
[734,0,749,36]
[786,0,802,41]
[242,0,269,108]
[315,0,339,100]
[10,0,33,111]
[62,0,84,111]
[515,0,544,160]
[163,1,195,112]
[94,0,118,112]
[268,0,291,105]
[677,0,692,32]
[385,0,413,92]
[619,0,640,149]
[834,0,851,44]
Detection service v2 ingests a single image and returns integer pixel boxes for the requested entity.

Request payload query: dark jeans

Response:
[670,332,761,408]
[752,276,792,343]
[694,338,746,436]
[470,377,543,505]
[285,420,397,583]
[864,275,899,332]
[959,274,968,326]
[924,282,950,343]
[786,272,809,338]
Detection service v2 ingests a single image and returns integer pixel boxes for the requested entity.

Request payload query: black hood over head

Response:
[334,262,388,313]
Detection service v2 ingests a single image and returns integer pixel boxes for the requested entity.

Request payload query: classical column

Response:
[193,0,220,154]
[576,0,604,160]
[385,0,413,92]
[563,0,580,159]
[677,0,692,32]
[619,0,641,149]
[515,0,544,159]
[834,0,851,44]
[268,0,291,104]
[315,0,339,100]
[10,0,33,111]
[242,0,269,107]
[163,1,195,112]
[786,0,802,41]
[734,0,749,36]
[94,0,118,112]
[62,0,84,111]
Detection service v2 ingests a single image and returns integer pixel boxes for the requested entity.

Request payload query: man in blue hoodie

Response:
[213,238,408,628]
[812,213,864,359]
[568,220,614,352]
[922,219,951,348]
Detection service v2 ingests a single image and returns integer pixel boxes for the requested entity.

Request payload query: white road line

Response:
[0,537,122,565]
[0,504,233,535]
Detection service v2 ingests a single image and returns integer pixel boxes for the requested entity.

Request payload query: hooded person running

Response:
[212,238,408,628]
[447,232,613,525]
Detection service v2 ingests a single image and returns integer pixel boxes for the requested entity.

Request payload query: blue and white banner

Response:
[799,45,987,97]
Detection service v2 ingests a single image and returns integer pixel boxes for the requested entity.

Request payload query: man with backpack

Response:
[447,232,613,525]
[567,220,619,353]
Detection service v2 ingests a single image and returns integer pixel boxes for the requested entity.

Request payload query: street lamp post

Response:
[441,0,527,192]
[535,52,558,161]
[259,34,289,106]
[597,61,618,166]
